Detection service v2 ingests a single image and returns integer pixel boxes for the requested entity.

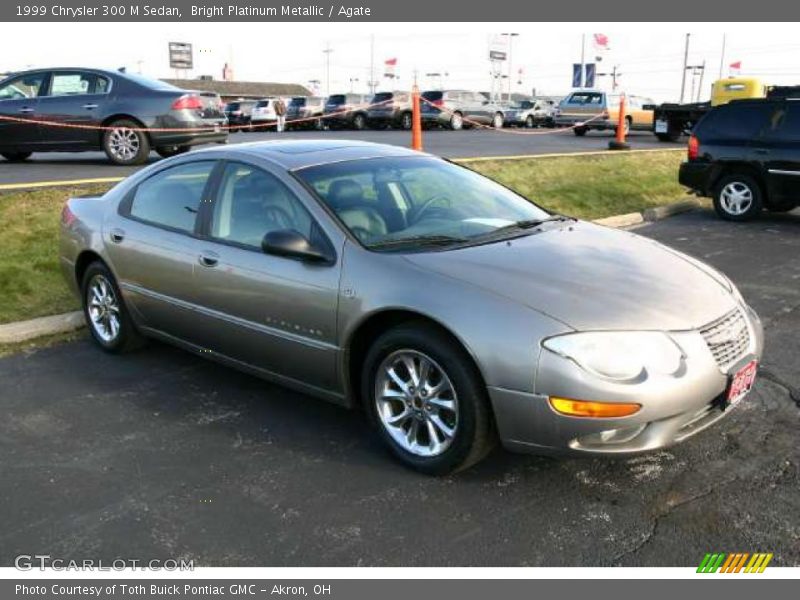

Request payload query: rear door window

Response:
[128,161,215,234]
[698,103,776,140]
[47,72,110,96]
[764,102,800,142]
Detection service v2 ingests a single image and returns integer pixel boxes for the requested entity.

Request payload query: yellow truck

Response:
[647,77,798,141]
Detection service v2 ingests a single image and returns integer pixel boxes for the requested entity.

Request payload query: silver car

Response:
[59,140,764,475]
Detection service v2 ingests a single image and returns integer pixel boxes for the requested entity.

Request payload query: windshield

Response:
[295,156,551,251]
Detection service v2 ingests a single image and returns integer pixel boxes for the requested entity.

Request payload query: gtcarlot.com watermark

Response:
[14,554,194,571]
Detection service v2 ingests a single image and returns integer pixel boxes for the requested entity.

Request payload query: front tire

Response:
[713,174,763,221]
[103,119,150,165]
[449,112,464,131]
[81,262,144,353]
[400,112,413,130]
[492,112,504,129]
[1,151,32,162]
[573,126,587,136]
[525,115,535,128]
[363,324,496,475]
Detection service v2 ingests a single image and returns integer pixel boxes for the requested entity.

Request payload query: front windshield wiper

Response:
[368,234,469,250]
[473,214,577,239]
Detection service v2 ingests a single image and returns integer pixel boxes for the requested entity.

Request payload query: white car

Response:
[250,97,278,128]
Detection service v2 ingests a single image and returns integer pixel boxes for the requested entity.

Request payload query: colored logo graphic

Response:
[697,553,773,573]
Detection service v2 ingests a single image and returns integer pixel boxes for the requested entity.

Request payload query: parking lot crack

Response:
[758,368,800,409]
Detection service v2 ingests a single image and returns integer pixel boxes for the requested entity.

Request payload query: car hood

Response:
[404,221,737,331]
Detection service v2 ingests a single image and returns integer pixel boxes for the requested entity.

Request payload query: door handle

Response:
[198,251,219,267]
[82,103,99,110]
[110,228,125,243]
[18,107,34,114]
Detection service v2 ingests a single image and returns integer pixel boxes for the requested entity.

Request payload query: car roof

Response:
[193,139,426,171]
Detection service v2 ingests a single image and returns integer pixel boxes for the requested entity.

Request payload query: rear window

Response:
[422,91,443,102]
[122,73,181,91]
[697,103,776,140]
[255,100,271,108]
[289,97,306,107]
[226,102,241,110]
[373,92,393,103]
[327,95,346,104]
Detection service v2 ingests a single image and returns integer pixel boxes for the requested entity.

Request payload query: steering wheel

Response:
[264,205,294,231]
[410,194,452,224]
[350,226,373,243]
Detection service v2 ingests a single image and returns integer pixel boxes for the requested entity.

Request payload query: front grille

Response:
[699,308,751,371]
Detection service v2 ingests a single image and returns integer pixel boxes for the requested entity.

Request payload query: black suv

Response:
[224,100,256,132]
[679,98,800,220]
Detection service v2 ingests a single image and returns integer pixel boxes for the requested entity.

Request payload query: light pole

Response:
[323,42,333,97]
[349,77,359,93]
[501,33,519,102]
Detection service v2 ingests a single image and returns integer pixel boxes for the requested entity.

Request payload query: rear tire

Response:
[525,115,535,128]
[362,323,496,475]
[713,174,763,221]
[492,112,504,129]
[400,112,413,130]
[656,132,680,142]
[81,261,144,353]
[450,112,464,131]
[102,119,150,166]
[573,126,587,136]
[1,151,32,162]
[353,113,367,130]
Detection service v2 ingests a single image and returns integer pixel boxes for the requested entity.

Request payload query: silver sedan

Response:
[59,140,764,474]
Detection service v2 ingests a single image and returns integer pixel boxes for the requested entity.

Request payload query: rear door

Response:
[761,101,800,206]
[0,72,47,149]
[35,70,112,147]
[104,160,219,341]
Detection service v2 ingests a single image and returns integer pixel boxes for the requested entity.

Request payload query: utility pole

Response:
[369,34,376,95]
[580,33,586,88]
[718,33,727,79]
[697,59,706,102]
[323,42,333,97]
[502,33,519,102]
[680,33,690,103]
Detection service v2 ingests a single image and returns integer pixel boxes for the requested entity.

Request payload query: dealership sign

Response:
[168,42,193,69]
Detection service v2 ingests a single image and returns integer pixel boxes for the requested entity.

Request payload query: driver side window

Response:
[0,73,45,100]
[210,162,313,249]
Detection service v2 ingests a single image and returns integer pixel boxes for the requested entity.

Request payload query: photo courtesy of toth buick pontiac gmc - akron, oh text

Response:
[59,140,764,475]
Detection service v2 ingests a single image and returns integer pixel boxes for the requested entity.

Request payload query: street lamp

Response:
[501,33,519,102]
[349,77,360,93]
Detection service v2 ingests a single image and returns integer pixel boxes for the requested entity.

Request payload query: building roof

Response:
[160,78,311,98]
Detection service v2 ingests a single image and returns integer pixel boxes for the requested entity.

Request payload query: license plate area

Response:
[655,119,669,133]
[723,360,758,409]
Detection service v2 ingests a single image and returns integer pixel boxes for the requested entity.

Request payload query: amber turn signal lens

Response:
[549,397,642,418]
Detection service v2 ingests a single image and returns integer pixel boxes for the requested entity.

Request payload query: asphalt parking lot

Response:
[1,208,798,567]
[0,129,681,187]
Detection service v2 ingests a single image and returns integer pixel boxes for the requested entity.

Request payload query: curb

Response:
[0,311,84,345]
[0,198,702,346]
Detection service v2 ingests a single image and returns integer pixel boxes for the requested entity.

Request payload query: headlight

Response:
[542,331,684,381]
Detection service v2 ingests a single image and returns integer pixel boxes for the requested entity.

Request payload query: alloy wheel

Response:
[87,274,121,343]
[720,182,754,216]
[374,350,459,457]
[108,127,140,162]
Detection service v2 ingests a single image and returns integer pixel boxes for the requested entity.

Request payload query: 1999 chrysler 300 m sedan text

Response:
[59,141,763,474]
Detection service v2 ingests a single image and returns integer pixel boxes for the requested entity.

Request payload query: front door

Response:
[762,101,800,206]
[191,160,341,392]
[0,72,47,150]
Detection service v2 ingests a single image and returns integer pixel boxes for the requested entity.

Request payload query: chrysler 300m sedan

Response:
[59,140,763,474]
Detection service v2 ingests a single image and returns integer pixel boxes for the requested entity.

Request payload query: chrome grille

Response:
[699,308,751,371]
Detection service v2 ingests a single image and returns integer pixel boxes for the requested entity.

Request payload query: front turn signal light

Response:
[549,397,642,418]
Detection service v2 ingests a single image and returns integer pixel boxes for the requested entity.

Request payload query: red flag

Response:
[593,33,609,49]
[384,58,397,66]
[729,61,742,70]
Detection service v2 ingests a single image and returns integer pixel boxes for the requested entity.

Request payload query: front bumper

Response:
[489,304,764,456]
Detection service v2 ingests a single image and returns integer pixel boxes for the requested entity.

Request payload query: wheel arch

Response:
[710,162,767,198]
[74,250,109,289]
[343,309,489,412]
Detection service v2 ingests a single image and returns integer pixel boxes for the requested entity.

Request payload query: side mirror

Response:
[261,230,332,264]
